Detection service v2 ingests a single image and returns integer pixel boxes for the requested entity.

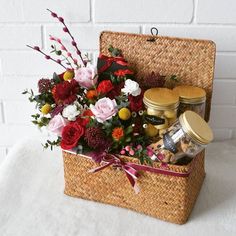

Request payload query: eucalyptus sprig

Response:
[22,89,35,102]
[42,137,61,150]
[31,114,50,128]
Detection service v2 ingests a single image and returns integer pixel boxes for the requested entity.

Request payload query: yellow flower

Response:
[63,70,74,81]
[118,108,131,120]
[41,103,51,115]
[145,124,158,137]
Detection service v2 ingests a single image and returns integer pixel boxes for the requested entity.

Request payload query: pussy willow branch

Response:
[47,9,87,67]
[26,45,67,70]
[49,35,79,68]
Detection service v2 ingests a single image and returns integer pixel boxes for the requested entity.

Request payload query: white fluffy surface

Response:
[0,138,236,236]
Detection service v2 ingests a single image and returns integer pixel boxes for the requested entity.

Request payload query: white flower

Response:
[121,79,141,96]
[62,102,82,121]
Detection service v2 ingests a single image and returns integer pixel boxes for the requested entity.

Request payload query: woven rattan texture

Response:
[100,31,216,122]
[63,32,214,224]
[63,151,205,224]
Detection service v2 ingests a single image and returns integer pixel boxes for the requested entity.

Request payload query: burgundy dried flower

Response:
[84,127,107,149]
[52,79,79,105]
[45,55,51,60]
[141,72,166,89]
[38,78,52,93]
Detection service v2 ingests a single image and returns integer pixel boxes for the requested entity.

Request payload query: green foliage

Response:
[169,75,179,82]
[31,114,50,128]
[22,83,55,111]
[52,72,61,84]
[42,137,61,150]
[108,45,122,57]
[22,89,35,102]
[115,95,130,109]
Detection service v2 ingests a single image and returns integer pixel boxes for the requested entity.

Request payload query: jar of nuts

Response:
[173,85,206,118]
[143,88,179,137]
[148,110,213,164]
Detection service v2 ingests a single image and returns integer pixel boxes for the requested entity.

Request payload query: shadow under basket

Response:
[63,151,205,224]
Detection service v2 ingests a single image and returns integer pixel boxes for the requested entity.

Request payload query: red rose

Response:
[97,80,113,94]
[114,69,133,77]
[128,91,144,112]
[60,122,84,150]
[75,110,93,127]
[82,109,93,117]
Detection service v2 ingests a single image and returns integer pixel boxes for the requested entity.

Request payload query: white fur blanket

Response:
[0,138,236,236]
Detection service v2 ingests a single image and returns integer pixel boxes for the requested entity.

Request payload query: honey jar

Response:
[143,88,179,136]
[173,85,206,118]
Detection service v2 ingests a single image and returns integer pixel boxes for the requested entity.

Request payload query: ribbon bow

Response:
[89,153,194,193]
[89,154,140,193]
[98,54,128,74]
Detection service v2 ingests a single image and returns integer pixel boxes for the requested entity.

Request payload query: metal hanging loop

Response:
[147,27,158,42]
[151,27,158,36]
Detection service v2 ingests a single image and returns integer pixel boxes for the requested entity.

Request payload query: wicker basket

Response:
[63,31,216,224]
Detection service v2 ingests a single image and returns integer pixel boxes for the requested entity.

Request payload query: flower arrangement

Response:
[23,10,179,165]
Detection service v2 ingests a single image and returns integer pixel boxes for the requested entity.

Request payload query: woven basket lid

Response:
[99,31,216,122]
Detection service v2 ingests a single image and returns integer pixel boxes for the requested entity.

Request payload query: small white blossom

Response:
[62,102,82,121]
[121,79,141,96]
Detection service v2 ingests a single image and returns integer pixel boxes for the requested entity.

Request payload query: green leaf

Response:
[125,126,133,135]
[125,137,131,143]
[108,45,122,57]
[53,72,61,84]
[55,50,62,56]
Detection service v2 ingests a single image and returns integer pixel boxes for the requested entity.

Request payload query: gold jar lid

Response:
[179,111,213,145]
[173,85,206,104]
[143,88,179,110]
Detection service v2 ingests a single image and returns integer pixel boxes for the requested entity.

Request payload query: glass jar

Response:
[173,85,206,118]
[143,88,179,136]
[149,110,213,164]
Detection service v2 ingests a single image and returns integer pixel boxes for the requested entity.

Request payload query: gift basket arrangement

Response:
[23,10,216,224]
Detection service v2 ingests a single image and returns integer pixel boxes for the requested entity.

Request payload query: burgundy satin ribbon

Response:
[89,154,196,193]
[98,54,128,74]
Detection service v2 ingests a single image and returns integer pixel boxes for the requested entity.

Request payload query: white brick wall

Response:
[0,0,236,162]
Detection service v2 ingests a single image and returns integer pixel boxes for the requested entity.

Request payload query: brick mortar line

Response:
[41,25,45,50]
[0,102,5,124]
[1,22,236,29]
[1,22,236,26]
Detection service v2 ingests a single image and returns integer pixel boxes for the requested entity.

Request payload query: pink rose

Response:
[74,64,97,89]
[48,114,68,136]
[90,97,118,123]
